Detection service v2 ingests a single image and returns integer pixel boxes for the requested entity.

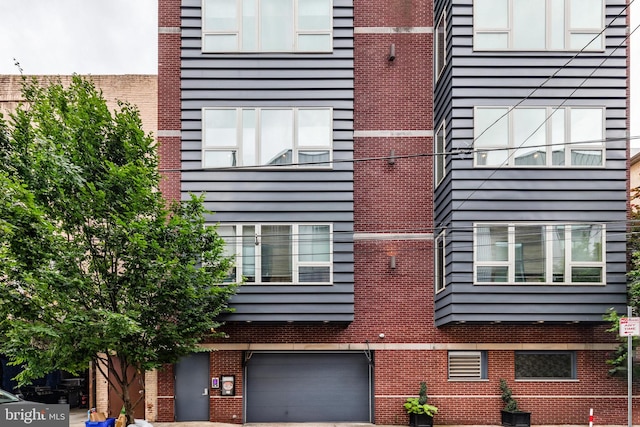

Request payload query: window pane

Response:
[242,0,257,51]
[477,266,508,282]
[298,0,331,30]
[436,14,446,78]
[570,0,602,29]
[550,0,565,49]
[570,33,603,50]
[571,150,602,166]
[436,234,445,291]
[217,225,237,282]
[261,0,293,50]
[298,109,331,147]
[261,225,292,282]
[261,110,293,165]
[475,108,509,148]
[572,266,602,283]
[299,266,330,282]
[242,226,256,282]
[477,149,509,166]
[571,224,602,262]
[299,225,330,262]
[551,109,566,165]
[477,226,508,261]
[570,109,602,144]
[552,225,565,283]
[513,108,546,165]
[204,34,238,51]
[435,125,445,183]
[475,32,509,49]
[475,0,508,28]
[515,352,574,379]
[515,226,545,282]
[299,151,330,165]
[204,0,237,31]
[205,109,237,147]
[242,109,257,166]
[513,0,546,49]
[204,150,237,167]
[297,34,331,51]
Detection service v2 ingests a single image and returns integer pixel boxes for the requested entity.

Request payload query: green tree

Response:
[603,186,640,379]
[0,75,237,424]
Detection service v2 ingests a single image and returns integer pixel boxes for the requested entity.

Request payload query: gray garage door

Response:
[245,352,372,423]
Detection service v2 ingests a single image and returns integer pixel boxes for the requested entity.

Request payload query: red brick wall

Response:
[156,364,174,422]
[210,351,244,423]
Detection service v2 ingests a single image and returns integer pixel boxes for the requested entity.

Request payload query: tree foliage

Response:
[0,75,237,423]
[603,186,640,379]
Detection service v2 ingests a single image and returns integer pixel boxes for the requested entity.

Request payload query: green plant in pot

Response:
[499,379,530,427]
[404,382,438,427]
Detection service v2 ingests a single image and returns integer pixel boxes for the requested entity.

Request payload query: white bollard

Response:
[589,408,594,427]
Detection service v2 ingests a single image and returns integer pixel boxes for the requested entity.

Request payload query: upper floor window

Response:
[435,231,446,293]
[435,121,446,185]
[203,107,333,168]
[474,223,605,284]
[203,0,333,52]
[435,11,447,81]
[474,106,604,167]
[474,0,604,51]
[217,224,333,284]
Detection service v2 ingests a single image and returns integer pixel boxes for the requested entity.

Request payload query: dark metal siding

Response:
[433,0,628,325]
[181,0,355,322]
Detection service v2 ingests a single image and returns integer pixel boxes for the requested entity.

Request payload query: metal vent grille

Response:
[448,351,482,379]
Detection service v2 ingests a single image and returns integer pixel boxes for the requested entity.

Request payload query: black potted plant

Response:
[499,379,531,427]
[404,381,438,427]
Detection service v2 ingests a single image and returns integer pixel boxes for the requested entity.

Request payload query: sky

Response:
[0,0,157,75]
[0,0,637,145]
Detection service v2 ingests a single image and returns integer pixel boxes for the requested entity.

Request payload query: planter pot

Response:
[409,413,434,427]
[501,410,531,427]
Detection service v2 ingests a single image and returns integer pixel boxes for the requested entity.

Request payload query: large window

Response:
[435,122,446,185]
[474,107,604,167]
[203,107,332,168]
[515,351,576,380]
[474,0,604,51]
[435,231,446,292]
[202,0,333,52]
[218,224,332,284]
[474,223,605,284]
[448,351,487,380]
[435,11,446,81]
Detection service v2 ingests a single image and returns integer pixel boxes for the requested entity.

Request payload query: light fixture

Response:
[388,149,396,165]
[389,255,396,269]
[389,44,396,61]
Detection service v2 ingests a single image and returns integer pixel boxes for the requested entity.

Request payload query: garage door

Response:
[245,352,372,423]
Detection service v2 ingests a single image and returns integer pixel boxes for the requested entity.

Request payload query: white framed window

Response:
[217,224,333,284]
[515,351,577,380]
[202,0,333,52]
[474,106,604,167]
[203,107,333,168]
[473,0,604,51]
[474,223,605,284]
[435,231,446,293]
[435,121,446,185]
[435,10,446,81]
[448,351,487,380]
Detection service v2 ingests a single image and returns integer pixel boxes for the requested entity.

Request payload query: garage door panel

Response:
[246,352,371,423]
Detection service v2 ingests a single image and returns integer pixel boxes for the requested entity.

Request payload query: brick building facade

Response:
[156,0,636,425]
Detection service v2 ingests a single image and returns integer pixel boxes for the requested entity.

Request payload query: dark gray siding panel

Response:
[181,0,355,322]
[433,0,628,325]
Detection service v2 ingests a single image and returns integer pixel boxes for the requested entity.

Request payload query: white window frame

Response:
[202,107,333,168]
[473,0,605,51]
[435,10,447,81]
[218,223,333,284]
[435,231,446,293]
[202,0,334,53]
[473,223,606,285]
[448,351,487,380]
[435,121,446,185]
[473,106,605,168]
